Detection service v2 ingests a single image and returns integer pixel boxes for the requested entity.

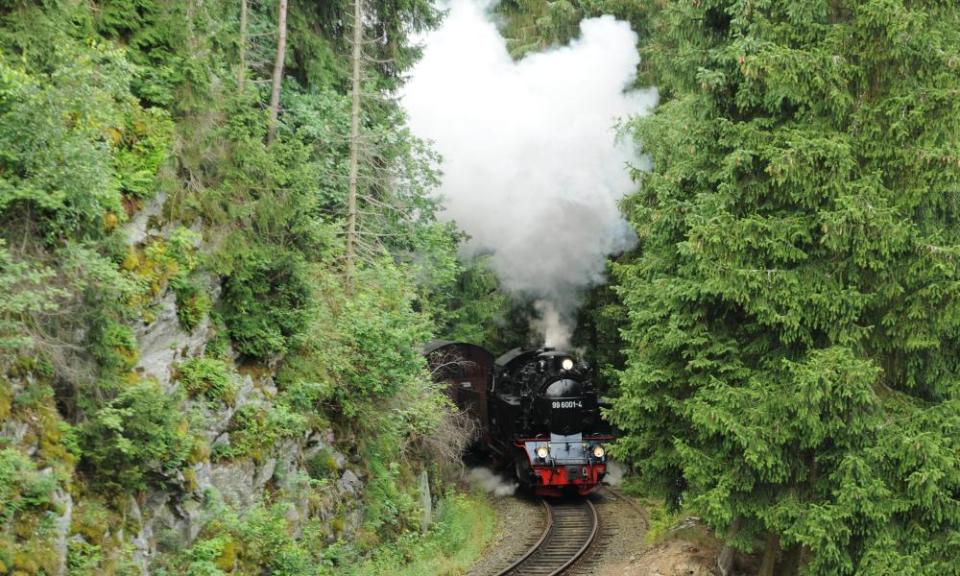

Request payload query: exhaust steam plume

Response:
[403,0,657,346]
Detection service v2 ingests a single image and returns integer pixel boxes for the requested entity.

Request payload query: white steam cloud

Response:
[603,460,625,486]
[403,0,657,346]
[467,467,518,496]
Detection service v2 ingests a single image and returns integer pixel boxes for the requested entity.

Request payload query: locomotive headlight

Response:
[592,445,605,459]
[561,358,574,371]
[536,446,550,460]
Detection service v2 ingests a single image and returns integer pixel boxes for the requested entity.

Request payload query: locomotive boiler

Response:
[425,341,612,496]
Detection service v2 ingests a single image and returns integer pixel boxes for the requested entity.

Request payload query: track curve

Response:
[494,499,599,576]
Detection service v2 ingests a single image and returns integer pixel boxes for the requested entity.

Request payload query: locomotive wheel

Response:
[513,449,533,487]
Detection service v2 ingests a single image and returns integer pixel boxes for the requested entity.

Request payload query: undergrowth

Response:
[341,493,495,576]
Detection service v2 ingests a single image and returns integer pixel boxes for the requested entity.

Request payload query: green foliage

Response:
[154,500,338,576]
[431,255,510,349]
[220,248,312,360]
[494,0,652,61]
[343,493,495,576]
[90,319,139,373]
[213,402,306,462]
[0,448,57,523]
[305,448,340,481]
[0,239,66,352]
[173,276,212,332]
[80,380,193,493]
[175,357,235,405]
[278,263,432,417]
[0,51,124,242]
[572,261,629,393]
[0,0,487,574]
[0,35,171,242]
[612,1,960,573]
[113,106,175,198]
[67,537,105,575]
[94,0,221,109]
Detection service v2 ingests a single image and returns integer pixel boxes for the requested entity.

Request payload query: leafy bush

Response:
[212,403,306,462]
[0,448,57,523]
[305,449,340,481]
[344,494,495,576]
[80,380,193,493]
[0,240,66,352]
[173,276,212,332]
[90,319,139,373]
[175,357,235,405]
[221,249,312,360]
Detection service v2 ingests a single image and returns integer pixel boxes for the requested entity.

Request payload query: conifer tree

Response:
[612,2,960,574]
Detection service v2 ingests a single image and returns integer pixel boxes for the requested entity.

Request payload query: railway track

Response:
[494,499,599,576]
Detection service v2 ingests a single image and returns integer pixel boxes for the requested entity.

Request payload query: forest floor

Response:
[464,487,545,576]
[593,487,717,576]
[600,538,717,576]
[462,480,733,576]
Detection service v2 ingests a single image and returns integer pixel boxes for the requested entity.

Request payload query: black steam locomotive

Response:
[425,341,612,496]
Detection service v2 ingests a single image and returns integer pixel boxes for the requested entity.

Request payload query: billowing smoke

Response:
[403,0,657,346]
[603,460,625,486]
[467,467,518,496]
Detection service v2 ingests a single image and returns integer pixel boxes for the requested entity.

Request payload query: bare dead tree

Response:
[266,0,287,144]
[345,0,364,291]
[237,0,248,93]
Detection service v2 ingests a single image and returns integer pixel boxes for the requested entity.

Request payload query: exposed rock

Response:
[255,457,278,493]
[51,487,73,576]
[209,458,259,510]
[344,508,364,535]
[128,497,151,574]
[337,469,363,496]
[1,419,33,454]
[134,291,213,390]
[125,192,166,246]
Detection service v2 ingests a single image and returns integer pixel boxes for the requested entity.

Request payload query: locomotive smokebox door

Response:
[538,378,597,436]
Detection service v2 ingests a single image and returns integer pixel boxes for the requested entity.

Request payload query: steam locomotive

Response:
[425,341,612,496]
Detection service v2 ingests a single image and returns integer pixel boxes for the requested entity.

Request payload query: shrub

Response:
[213,403,306,462]
[305,449,339,481]
[175,357,235,405]
[221,249,312,360]
[0,448,57,523]
[173,276,212,332]
[90,319,139,373]
[80,380,193,493]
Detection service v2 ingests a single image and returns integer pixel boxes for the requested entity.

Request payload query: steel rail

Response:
[494,499,599,576]
[493,500,553,576]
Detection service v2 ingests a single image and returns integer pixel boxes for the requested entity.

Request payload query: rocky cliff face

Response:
[0,216,369,576]
[123,220,368,574]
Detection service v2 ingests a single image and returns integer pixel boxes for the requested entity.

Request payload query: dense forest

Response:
[1,0,958,575]
[0,0,505,573]
[609,2,960,575]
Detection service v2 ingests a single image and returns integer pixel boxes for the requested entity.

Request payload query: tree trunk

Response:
[345,0,362,289]
[758,532,780,576]
[237,0,248,93]
[266,0,288,144]
[716,516,743,576]
[777,543,804,576]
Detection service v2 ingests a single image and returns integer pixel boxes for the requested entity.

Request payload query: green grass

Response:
[346,492,496,576]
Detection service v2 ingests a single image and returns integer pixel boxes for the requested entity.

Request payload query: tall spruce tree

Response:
[612,1,960,574]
